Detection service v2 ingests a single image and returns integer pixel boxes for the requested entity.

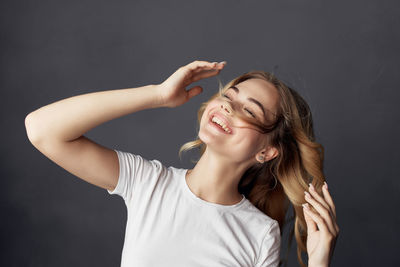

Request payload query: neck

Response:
[185,146,250,205]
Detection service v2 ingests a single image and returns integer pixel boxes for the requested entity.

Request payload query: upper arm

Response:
[30,135,119,191]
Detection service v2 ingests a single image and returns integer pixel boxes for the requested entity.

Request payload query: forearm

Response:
[25,84,164,143]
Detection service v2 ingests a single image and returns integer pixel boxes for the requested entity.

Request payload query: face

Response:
[198,78,280,164]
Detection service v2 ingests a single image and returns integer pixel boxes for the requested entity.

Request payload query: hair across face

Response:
[218,78,281,132]
[197,78,281,163]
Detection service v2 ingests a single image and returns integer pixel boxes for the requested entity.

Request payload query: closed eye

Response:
[244,108,256,118]
[222,93,256,118]
[222,93,231,100]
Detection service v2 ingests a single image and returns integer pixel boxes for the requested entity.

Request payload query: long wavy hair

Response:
[178,71,326,267]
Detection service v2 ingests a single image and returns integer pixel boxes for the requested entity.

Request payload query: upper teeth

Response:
[212,116,231,133]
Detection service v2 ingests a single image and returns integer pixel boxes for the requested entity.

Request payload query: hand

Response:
[157,60,226,108]
[303,182,339,267]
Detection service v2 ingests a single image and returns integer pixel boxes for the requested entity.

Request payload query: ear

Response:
[255,146,279,163]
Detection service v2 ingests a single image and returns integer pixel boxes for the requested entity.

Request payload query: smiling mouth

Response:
[209,114,232,134]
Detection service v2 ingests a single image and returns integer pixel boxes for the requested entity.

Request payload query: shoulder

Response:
[241,200,279,228]
[230,200,280,244]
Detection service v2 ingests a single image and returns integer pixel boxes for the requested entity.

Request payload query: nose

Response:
[220,102,232,115]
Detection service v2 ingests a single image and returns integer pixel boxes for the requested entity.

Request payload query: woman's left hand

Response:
[303,182,339,267]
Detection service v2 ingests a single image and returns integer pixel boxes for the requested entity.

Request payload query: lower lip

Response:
[208,116,231,134]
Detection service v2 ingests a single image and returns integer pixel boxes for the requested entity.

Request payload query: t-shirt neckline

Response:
[181,168,247,210]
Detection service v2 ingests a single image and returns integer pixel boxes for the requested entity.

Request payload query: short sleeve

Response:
[254,220,281,267]
[107,149,165,203]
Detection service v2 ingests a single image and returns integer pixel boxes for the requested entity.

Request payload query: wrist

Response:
[148,84,167,108]
[153,83,170,108]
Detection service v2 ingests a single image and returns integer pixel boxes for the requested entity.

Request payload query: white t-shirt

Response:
[107,149,281,267]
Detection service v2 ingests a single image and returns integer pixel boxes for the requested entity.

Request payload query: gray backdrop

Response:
[2,0,399,266]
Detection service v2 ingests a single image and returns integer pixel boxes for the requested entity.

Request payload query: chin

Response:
[198,129,212,146]
[198,130,227,154]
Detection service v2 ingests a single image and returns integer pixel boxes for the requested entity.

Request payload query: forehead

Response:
[231,78,280,118]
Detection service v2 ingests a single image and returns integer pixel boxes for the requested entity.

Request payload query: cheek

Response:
[231,129,263,151]
[238,130,260,143]
[199,111,210,128]
[223,131,263,162]
[200,103,218,125]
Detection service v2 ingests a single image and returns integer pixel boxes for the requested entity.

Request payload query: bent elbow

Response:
[25,112,43,145]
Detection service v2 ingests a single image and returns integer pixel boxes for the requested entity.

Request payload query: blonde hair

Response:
[178,71,326,267]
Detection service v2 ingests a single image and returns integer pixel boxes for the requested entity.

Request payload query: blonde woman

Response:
[25,60,339,267]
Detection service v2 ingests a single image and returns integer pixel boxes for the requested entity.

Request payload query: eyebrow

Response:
[228,86,267,117]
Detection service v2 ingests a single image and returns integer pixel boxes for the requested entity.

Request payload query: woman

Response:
[25,60,339,267]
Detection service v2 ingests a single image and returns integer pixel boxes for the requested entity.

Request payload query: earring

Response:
[258,156,264,162]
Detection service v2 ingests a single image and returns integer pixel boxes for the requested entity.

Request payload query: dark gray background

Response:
[2,0,399,266]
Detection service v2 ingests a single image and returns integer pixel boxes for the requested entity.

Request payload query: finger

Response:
[303,204,333,238]
[308,183,332,212]
[191,68,222,83]
[190,61,226,74]
[322,183,339,233]
[183,61,224,83]
[186,86,203,100]
[193,66,224,76]
[302,203,317,234]
[193,61,226,72]
[187,60,221,71]
[305,191,337,235]
[322,182,337,219]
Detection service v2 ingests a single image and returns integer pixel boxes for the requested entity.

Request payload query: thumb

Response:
[187,86,203,100]
[303,204,318,234]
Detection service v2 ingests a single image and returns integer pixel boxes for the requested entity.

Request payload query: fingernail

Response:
[302,203,310,209]
[304,191,311,198]
[309,183,315,191]
[218,61,227,65]
[323,181,328,190]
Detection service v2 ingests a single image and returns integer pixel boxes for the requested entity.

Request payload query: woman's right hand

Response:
[157,60,226,108]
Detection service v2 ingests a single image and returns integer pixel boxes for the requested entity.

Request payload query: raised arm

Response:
[25,84,165,191]
[24,60,226,192]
